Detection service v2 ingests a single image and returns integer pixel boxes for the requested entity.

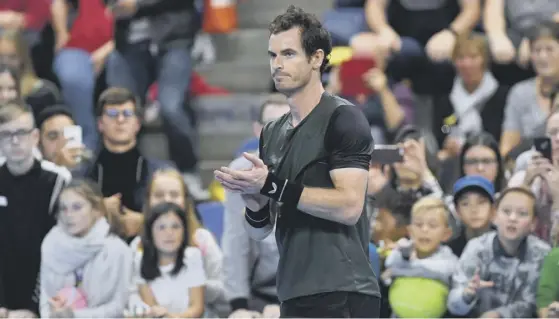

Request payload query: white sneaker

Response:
[183,172,211,200]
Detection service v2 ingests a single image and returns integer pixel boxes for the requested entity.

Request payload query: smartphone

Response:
[63,125,83,148]
[370,145,404,164]
[534,137,552,161]
[339,57,376,97]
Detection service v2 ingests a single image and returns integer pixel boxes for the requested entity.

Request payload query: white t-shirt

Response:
[135,247,207,314]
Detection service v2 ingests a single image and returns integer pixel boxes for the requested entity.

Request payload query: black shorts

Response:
[280,291,381,318]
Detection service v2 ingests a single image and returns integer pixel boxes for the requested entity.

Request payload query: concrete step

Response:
[195,62,271,93]
[212,29,269,63]
[238,0,335,29]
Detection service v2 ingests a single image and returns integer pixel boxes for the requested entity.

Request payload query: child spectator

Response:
[537,247,559,318]
[383,197,457,318]
[447,186,550,318]
[131,203,205,318]
[447,175,496,256]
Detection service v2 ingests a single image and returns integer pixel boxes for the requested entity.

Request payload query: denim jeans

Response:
[53,48,99,150]
[106,42,198,172]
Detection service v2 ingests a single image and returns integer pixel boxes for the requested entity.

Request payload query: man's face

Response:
[97,101,140,147]
[40,115,74,162]
[0,113,38,163]
[268,28,320,94]
[252,103,290,137]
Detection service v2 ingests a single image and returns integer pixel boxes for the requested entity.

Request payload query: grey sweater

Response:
[222,156,279,307]
[447,231,550,318]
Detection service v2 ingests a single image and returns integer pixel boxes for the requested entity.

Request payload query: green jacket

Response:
[537,248,559,309]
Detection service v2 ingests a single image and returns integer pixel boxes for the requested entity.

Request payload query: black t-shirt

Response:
[262,93,380,302]
[95,147,142,212]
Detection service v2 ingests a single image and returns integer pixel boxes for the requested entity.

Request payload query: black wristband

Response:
[245,203,270,228]
[260,172,303,205]
[230,298,249,311]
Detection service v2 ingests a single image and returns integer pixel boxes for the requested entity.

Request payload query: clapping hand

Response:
[214,152,269,194]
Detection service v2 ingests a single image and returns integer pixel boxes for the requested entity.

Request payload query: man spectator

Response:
[36,105,85,173]
[0,102,71,317]
[222,96,289,318]
[106,0,207,199]
[86,87,171,241]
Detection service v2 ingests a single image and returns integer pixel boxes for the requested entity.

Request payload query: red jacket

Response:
[0,0,50,31]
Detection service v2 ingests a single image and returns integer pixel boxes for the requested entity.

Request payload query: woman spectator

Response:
[433,34,509,160]
[500,22,559,157]
[39,179,132,318]
[0,30,60,120]
[0,64,20,103]
[51,0,113,151]
[132,202,205,318]
[140,168,228,317]
[458,132,505,193]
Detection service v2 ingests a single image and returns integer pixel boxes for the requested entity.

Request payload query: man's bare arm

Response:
[297,168,368,225]
[483,0,507,36]
[450,0,481,35]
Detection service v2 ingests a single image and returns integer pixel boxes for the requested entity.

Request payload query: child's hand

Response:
[396,238,413,259]
[463,267,494,302]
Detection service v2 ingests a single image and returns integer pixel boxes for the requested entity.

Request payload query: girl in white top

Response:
[135,202,206,318]
[142,168,228,317]
[40,179,132,318]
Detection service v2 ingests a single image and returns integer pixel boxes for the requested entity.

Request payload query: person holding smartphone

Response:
[36,105,87,173]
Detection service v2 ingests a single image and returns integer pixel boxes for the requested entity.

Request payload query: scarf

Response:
[449,71,499,140]
[41,218,113,302]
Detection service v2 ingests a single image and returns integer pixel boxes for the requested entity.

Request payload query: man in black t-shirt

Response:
[0,102,71,317]
[215,6,380,318]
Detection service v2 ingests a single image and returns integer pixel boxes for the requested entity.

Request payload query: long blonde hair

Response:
[0,30,39,98]
[146,168,202,246]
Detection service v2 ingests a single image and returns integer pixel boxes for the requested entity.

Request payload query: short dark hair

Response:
[96,87,138,117]
[257,93,288,124]
[36,105,74,130]
[0,101,33,126]
[141,202,190,281]
[268,5,332,73]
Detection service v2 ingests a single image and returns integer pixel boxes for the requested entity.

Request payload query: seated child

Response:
[447,175,496,257]
[447,186,550,318]
[383,197,458,318]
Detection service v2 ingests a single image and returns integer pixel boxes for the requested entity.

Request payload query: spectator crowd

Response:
[0,0,557,318]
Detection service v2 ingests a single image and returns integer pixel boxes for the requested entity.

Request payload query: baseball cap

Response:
[453,175,495,204]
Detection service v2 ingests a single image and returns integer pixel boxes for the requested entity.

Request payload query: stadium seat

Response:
[197,201,225,244]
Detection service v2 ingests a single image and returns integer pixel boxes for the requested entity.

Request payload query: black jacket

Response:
[111,0,198,50]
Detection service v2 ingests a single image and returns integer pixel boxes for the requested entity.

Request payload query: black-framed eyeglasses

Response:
[0,128,34,143]
[104,109,136,119]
